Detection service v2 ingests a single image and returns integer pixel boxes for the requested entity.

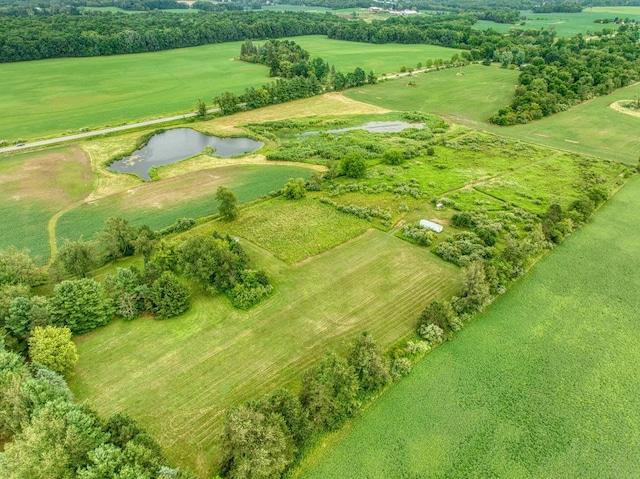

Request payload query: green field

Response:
[475,8,640,37]
[344,67,640,165]
[69,229,461,477]
[0,36,462,142]
[345,64,520,127]
[192,196,372,263]
[296,175,640,479]
[56,164,313,245]
[290,36,461,76]
[483,82,640,165]
[0,147,93,262]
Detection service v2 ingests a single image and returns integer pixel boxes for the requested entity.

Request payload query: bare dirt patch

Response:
[0,147,92,208]
[207,92,390,132]
[610,100,640,119]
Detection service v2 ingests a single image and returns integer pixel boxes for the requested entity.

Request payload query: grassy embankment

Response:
[296,175,640,479]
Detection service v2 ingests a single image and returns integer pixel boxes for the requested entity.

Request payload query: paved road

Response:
[0,69,437,155]
[0,108,220,154]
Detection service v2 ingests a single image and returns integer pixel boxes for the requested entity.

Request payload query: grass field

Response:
[344,67,640,165]
[290,36,461,76]
[56,164,313,244]
[345,64,520,127]
[69,229,462,477]
[475,8,640,37]
[483,82,640,165]
[296,175,640,479]
[0,36,461,142]
[192,196,372,263]
[0,146,93,262]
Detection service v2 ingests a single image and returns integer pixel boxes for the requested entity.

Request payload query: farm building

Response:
[419,219,443,233]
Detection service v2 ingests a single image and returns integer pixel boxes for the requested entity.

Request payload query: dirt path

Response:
[609,100,640,118]
[46,199,87,266]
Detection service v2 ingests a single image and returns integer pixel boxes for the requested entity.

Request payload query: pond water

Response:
[108,128,264,180]
[302,121,425,136]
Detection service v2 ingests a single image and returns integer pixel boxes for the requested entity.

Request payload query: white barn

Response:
[419,219,443,233]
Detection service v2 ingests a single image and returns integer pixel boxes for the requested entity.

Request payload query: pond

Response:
[108,128,264,180]
[302,121,425,136]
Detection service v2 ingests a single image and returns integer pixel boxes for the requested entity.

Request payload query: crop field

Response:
[56,164,313,245]
[0,36,461,142]
[296,175,640,479]
[345,65,520,127]
[0,146,93,262]
[69,229,462,477]
[475,8,640,37]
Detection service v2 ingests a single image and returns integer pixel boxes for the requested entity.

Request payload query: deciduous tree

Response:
[50,279,112,334]
[56,238,98,278]
[299,352,359,431]
[28,326,78,377]
[216,186,239,221]
[347,332,390,393]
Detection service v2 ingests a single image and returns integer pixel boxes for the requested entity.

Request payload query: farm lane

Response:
[0,108,221,154]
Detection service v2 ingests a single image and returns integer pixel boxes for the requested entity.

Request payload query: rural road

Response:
[0,68,438,155]
[0,108,220,154]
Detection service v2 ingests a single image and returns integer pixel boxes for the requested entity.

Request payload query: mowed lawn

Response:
[0,146,93,262]
[296,177,640,479]
[0,36,461,142]
[69,229,462,477]
[56,164,313,244]
[345,64,520,127]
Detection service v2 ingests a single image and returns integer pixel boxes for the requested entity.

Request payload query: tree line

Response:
[214,39,374,115]
[0,11,345,63]
[219,330,421,479]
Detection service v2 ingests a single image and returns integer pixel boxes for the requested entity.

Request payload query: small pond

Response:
[108,128,264,181]
[302,121,425,136]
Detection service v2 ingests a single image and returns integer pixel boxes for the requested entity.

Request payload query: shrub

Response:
[390,357,412,380]
[283,178,307,200]
[402,223,435,246]
[227,282,273,310]
[417,323,444,345]
[340,153,366,179]
[383,148,404,165]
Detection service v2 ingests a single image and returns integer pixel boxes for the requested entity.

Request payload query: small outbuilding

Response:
[419,219,443,233]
